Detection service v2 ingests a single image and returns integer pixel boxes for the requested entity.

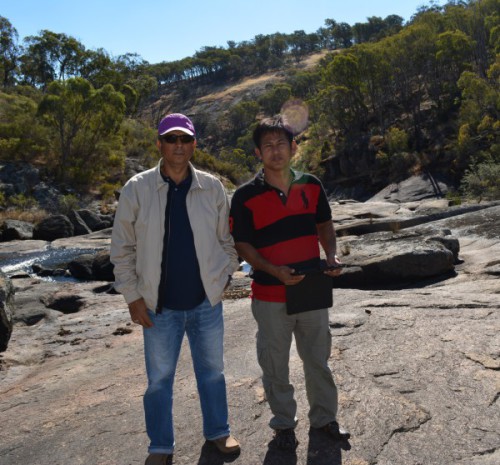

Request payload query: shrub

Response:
[9,194,38,210]
[58,194,81,215]
[385,127,409,155]
[460,162,500,201]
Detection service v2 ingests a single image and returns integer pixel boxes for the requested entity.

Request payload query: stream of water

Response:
[0,247,98,281]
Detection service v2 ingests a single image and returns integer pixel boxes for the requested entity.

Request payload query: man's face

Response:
[157,130,196,169]
[255,130,296,173]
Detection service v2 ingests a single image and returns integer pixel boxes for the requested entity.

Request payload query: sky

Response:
[1,0,446,64]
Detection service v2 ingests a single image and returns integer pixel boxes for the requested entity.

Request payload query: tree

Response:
[37,77,126,186]
[226,100,260,138]
[314,53,368,135]
[332,23,353,49]
[355,42,393,130]
[20,30,87,87]
[0,16,20,87]
[258,84,292,116]
[0,88,49,161]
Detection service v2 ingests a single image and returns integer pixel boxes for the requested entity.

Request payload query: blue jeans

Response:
[143,297,230,455]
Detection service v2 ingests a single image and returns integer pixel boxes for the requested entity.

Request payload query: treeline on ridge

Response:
[0,0,498,216]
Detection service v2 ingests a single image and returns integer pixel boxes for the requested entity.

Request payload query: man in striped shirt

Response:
[230,115,350,450]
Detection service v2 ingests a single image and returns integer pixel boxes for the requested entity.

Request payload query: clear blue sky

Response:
[1,0,445,64]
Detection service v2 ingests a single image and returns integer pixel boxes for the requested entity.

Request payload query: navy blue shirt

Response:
[158,172,206,310]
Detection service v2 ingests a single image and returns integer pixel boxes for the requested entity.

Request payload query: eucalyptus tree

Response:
[20,30,87,87]
[0,16,20,86]
[37,77,126,186]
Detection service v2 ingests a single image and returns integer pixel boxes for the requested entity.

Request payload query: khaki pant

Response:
[251,299,338,430]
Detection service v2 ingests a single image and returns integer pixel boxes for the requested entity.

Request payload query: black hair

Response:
[252,115,294,149]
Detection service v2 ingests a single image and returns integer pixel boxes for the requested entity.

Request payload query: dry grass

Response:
[0,209,49,225]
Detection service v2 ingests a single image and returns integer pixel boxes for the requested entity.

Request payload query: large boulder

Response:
[67,254,94,280]
[92,251,114,281]
[67,210,92,236]
[1,219,34,241]
[367,173,454,203]
[33,215,74,241]
[76,209,107,231]
[67,251,114,281]
[334,229,456,288]
[0,271,14,352]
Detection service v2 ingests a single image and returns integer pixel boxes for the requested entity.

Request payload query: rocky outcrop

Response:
[334,228,457,288]
[67,210,92,236]
[367,172,453,202]
[76,209,112,231]
[0,162,40,197]
[0,199,499,465]
[0,219,34,241]
[0,270,14,352]
[33,215,74,241]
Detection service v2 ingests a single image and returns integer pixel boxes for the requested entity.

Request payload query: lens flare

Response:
[281,99,309,135]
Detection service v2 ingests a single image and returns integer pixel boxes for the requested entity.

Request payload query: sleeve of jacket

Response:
[110,180,143,304]
[215,180,240,275]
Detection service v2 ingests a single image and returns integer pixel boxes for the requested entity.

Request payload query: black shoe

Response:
[273,428,299,450]
[144,454,173,465]
[321,421,350,440]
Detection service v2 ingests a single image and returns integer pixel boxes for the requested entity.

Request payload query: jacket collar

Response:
[155,160,204,191]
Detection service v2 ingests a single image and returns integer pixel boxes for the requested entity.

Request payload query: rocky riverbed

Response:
[1,199,499,465]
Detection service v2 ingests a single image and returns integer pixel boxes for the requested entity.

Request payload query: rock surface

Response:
[0,200,499,465]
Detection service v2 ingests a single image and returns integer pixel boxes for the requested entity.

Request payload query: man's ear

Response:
[255,147,262,160]
[291,140,298,155]
[156,139,162,150]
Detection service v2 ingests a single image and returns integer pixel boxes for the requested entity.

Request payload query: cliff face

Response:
[1,200,499,465]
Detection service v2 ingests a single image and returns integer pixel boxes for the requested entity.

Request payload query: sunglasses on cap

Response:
[160,134,195,144]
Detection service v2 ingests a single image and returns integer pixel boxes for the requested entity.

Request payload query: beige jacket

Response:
[110,160,239,310]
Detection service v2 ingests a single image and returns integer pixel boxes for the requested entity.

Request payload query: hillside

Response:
[0,1,498,208]
[145,51,328,137]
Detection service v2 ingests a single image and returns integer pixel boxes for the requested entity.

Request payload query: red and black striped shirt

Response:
[229,169,332,302]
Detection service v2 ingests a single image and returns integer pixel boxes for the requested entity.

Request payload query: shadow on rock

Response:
[306,428,351,465]
[197,441,241,465]
[263,439,297,465]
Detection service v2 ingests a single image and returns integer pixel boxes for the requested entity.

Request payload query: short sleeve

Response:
[229,190,255,244]
[315,182,332,224]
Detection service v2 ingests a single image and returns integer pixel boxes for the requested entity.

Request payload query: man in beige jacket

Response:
[110,113,240,465]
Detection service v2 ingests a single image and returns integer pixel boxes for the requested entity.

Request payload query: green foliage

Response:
[119,118,158,168]
[445,189,462,206]
[460,161,500,200]
[37,77,126,187]
[192,149,247,186]
[0,16,20,87]
[455,60,500,170]
[20,30,87,87]
[99,182,121,203]
[227,100,260,136]
[258,84,292,116]
[8,193,38,210]
[385,127,409,155]
[58,193,80,214]
[0,88,50,161]
[219,147,257,180]
[0,1,499,200]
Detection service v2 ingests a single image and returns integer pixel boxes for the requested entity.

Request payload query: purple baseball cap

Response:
[158,113,196,137]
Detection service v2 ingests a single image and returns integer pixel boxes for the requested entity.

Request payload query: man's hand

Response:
[324,254,343,278]
[274,265,305,285]
[128,298,153,328]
